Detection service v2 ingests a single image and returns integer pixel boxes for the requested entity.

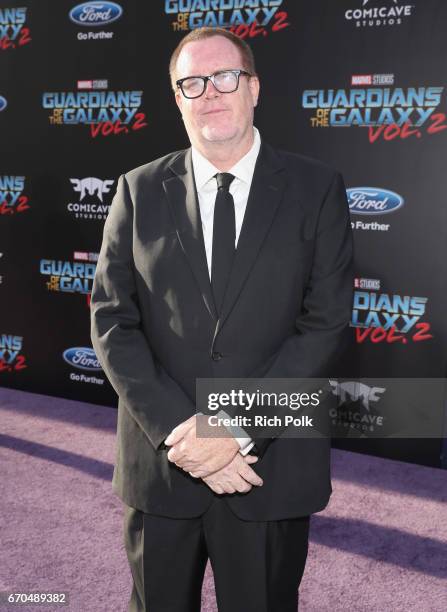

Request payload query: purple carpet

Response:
[0,387,446,612]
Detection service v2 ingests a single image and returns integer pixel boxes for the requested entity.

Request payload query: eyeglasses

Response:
[176,69,252,99]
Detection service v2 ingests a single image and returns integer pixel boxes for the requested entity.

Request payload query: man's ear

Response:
[175,89,183,114]
[249,76,260,108]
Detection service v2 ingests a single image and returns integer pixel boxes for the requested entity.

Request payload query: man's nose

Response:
[204,78,221,98]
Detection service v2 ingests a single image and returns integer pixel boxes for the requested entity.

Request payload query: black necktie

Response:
[211,172,236,315]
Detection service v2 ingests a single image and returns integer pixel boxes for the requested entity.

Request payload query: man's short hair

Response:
[169,27,257,91]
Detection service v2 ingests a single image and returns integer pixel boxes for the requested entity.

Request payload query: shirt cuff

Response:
[238,440,255,455]
[215,409,254,455]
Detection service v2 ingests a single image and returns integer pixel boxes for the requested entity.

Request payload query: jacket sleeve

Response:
[90,174,196,451]
[248,170,355,457]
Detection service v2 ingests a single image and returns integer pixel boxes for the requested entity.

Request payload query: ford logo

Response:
[63,347,102,371]
[69,2,123,26]
[0,96,7,112]
[347,187,404,215]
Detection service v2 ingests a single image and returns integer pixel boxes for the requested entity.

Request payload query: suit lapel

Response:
[163,149,218,321]
[162,141,286,333]
[217,141,286,333]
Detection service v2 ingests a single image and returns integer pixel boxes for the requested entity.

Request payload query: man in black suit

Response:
[91,26,354,612]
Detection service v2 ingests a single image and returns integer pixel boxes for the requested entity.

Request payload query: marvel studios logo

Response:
[77,80,108,90]
[73,251,99,262]
[351,74,394,86]
[354,277,381,290]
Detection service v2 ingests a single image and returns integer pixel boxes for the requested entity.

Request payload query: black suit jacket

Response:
[90,139,354,520]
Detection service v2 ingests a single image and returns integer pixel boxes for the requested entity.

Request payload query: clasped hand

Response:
[164,414,263,495]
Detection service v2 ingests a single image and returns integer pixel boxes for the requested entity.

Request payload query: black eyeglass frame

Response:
[176,69,252,99]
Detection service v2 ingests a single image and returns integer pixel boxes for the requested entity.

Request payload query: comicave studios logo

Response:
[345,0,415,28]
[329,380,386,434]
[68,177,114,220]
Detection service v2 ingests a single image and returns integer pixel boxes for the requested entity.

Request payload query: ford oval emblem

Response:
[69,2,123,27]
[0,96,7,112]
[347,187,404,215]
[63,347,102,371]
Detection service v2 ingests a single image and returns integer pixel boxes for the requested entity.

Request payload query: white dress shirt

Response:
[191,126,261,456]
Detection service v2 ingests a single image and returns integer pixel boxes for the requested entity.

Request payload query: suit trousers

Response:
[123,496,310,612]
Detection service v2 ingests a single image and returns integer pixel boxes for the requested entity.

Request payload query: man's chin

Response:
[201,126,237,143]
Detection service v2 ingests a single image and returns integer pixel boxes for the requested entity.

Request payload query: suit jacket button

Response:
[212,351,223,361]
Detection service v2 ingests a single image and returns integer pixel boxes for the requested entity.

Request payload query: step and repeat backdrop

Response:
[1,1,446,467]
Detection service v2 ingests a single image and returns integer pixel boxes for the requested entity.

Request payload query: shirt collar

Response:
[191,126,261,190]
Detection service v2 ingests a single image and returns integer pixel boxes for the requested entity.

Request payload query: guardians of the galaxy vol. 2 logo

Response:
[165,0,290,39]
[0,7,31,50]
[42,80,148,138]
[302,74,447,143]
[40,252,98,296]
[0,334,27,372]
[351,278,433,344]
[0,176,30,216]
